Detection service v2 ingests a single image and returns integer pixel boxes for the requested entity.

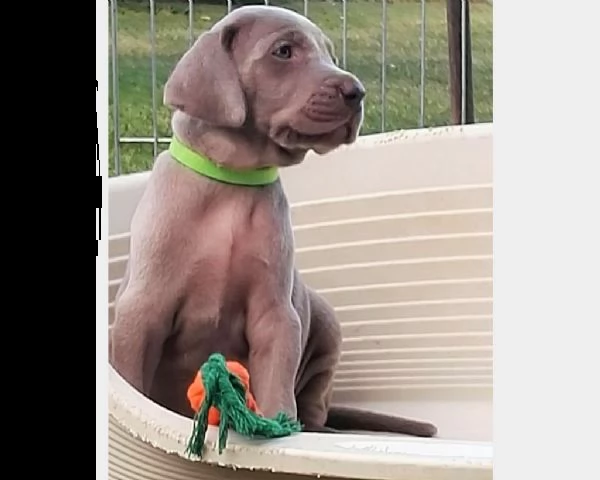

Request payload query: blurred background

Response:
[108,0,493,175]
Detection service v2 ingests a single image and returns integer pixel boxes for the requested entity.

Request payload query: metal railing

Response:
[109,0,488,176]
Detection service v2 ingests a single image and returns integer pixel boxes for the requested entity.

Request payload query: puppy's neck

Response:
[172,112,306,170]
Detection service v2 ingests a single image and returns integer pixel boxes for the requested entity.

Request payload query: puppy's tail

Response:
[325,405,437,437]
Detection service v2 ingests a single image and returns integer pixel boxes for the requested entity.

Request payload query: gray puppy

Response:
[110,5,436,437]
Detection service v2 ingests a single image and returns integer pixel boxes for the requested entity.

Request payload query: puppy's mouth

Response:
[270,111,362,155]
[277,123,350,145]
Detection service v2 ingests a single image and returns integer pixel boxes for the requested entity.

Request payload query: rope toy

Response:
[185,353,302,458]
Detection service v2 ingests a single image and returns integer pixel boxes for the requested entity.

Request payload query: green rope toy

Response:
[185,353,302,458]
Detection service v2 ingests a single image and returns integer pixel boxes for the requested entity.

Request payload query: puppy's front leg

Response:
[245,304,302,419]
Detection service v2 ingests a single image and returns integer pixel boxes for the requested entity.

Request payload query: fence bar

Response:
[188,0,194,47]
[304,0,308,17]
[460,0,466,124]
[110,0,121,175]
[446,0,473,125]
[419,0,426,127]
[149,0,159,157]
[341,0,347,68]
[264,0,269,6]
[380,0,388,132]
[227,0,232,14]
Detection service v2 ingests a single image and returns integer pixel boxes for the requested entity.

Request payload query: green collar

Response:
[168,136,279,186]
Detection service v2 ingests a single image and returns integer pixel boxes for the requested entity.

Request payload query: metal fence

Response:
[109,0,489,176]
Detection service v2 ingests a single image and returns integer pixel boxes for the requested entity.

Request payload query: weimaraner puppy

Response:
[109,5,437,437]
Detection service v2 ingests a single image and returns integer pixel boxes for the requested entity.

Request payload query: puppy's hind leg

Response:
[295,291,343,433]
[296,362,340,434]
[296,290,438,437]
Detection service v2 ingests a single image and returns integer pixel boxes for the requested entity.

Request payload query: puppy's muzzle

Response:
[303,75,365,123]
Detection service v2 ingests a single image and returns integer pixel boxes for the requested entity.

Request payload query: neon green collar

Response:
[169,136,279,186]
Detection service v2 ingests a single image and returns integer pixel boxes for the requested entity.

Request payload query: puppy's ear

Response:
[163,26,246,127]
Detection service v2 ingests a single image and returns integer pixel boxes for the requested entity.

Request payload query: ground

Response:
[109,0,493,175]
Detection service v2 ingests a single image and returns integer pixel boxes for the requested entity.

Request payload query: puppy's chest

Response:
[175,212,290,334]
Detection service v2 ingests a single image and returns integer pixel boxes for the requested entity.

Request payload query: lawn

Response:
[109,0,493,175]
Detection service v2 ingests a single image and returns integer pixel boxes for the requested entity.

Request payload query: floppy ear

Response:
[163,26,246,127]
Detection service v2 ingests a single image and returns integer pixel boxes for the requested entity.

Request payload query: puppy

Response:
[110,5,437,437]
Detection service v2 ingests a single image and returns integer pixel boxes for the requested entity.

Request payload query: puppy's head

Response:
[164,5,365,164]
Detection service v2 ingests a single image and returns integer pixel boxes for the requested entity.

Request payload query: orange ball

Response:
[187,360,261,426]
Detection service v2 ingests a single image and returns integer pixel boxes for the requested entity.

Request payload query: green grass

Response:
[109,0,493,175]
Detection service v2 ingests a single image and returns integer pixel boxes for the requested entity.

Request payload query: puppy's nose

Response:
[339,78,366,108]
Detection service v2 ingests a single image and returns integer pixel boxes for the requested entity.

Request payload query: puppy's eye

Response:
[272,44,293,60]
